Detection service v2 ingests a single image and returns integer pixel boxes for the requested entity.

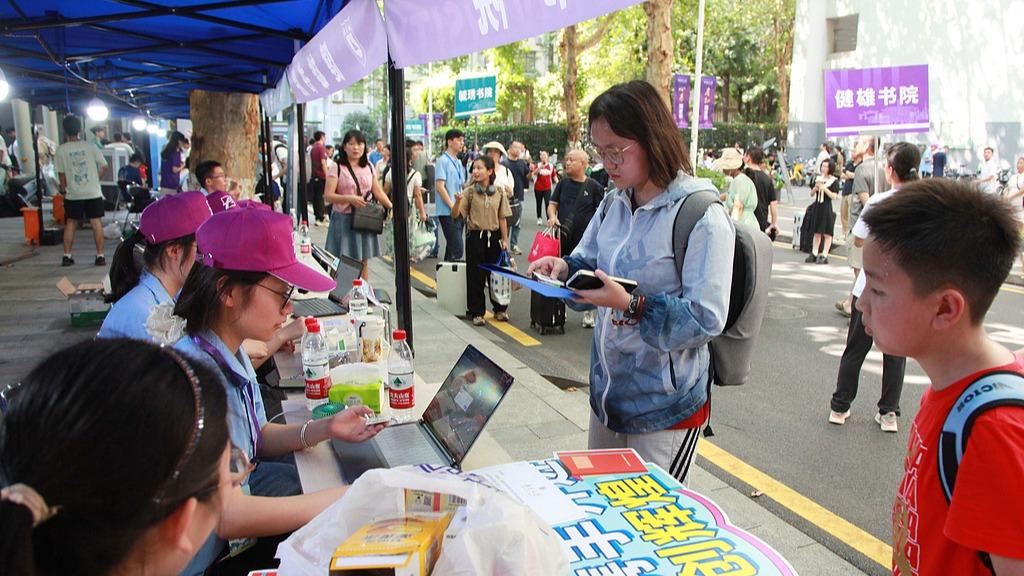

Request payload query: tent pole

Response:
[388,56,414,351]
[295,102,309,225]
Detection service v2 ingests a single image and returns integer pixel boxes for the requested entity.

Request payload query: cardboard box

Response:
[56,277,110,327]
[330,514,452,576]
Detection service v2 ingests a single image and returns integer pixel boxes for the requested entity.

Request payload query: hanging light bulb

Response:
[131,116,148,131]
[0,67,9,101]
[146,121,160,135]
[86,97,109,121]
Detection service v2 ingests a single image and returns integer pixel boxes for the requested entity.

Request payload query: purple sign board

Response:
[672,74,691,129]
[824,64,929,136]
[699,75,716,129]
[287,0,388,104]
[384,0,644,69]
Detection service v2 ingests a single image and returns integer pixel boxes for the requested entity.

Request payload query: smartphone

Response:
[567,270,638,293]
[363,413,393,426]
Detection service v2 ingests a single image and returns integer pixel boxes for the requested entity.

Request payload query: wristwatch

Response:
[625,293,642,320]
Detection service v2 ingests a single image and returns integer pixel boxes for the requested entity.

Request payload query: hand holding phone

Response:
[567,270,638,293]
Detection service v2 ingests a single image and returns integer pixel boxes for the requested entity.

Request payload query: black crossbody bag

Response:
[343,162,385,234]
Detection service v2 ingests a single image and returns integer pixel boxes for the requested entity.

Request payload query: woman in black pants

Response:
[533,150,557,225]
[454,155,512,326]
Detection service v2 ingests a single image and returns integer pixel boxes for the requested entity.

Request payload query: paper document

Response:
[475,461,587,526]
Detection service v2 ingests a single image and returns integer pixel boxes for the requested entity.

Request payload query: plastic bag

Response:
[410,218,435,263]
[276,465,568,576]
[103,221,122,240]
[527,226,560,262]
[489,250,514,306]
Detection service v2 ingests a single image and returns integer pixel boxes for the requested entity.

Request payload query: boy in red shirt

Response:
[858,179,1024,575]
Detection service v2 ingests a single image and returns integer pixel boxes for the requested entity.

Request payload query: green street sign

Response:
[404,118,425,135]
[454,75,497,119]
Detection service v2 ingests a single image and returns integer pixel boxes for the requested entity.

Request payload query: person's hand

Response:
[547,216,560,228]
[571,269,632,311]
[242,339,270,360]
[418,211,428,222]
[326,406,386,443]
[527,256,569,281]
[274,317,305,353]
[349,196,368,209]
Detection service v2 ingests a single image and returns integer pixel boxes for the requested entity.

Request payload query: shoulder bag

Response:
[344,162,385,234]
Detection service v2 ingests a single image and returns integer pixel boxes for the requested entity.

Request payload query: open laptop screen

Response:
[421,345,514,464]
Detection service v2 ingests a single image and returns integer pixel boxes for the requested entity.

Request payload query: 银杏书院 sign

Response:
[454,75,497,119]
[824,64,929,136]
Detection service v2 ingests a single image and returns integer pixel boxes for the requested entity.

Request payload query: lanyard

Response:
[444,153,464,186]
[192,335,262,459]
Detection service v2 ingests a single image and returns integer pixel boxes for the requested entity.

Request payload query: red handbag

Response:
[527,227,560,262]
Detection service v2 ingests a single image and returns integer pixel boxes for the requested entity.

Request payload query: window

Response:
[827,15,858,54]
[332,82,365,104]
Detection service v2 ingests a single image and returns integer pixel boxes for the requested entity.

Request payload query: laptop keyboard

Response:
[292,298,344,317]
[375,424,447,467]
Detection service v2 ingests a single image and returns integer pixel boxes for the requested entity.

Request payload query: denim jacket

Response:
[564,171,734,433]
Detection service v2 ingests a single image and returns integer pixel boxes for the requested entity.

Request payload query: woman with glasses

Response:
[528,80,735,484]
[172,205,386,574]
[1,339,232,575]
[99,191,211,341]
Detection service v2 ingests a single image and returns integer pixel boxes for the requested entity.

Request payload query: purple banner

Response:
[699,75,716,129]
[287,0,388,104]
[672,74,691,129]
[418,112,445,132]
[384,0,644,69]
[824,64,929,136]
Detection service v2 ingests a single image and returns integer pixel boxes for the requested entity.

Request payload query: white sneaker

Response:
[828,410,850,425]
[536,218,543,226]
[582,310,595,328]
[875,412,898,433]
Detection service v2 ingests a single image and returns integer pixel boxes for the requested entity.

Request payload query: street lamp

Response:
[0,67,9,101]
[131,116,148,131]
[86,97,109,121]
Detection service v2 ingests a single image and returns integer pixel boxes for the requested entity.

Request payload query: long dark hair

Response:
[0,339,228,576]
[161,131,189,161]
[109,231,196,302]
[588,80,693,188]
[340,129,369,169]
[174,264,267,334]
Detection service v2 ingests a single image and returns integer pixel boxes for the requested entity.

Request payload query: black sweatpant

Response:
[831,296,906,415]
[308,177,325,221]
[465,229,507,318]
[534,188,551,219]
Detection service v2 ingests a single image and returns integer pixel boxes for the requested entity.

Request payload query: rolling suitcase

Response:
[530,291,565,335]
[791,212,803,250]
[435,261,468,316]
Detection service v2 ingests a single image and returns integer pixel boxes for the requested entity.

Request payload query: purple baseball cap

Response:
[139,191,212,244]
[206,190,237,214]
[195,205,336,293]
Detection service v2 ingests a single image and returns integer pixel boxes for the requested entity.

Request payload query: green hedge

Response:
[686,122,786,152]
[695,166,727,191]
[430,123,569,158]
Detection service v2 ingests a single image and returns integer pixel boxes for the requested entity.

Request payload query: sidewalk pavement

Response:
[366,256,868,575]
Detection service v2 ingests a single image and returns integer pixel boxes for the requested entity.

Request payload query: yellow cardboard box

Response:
[330,514,452,576]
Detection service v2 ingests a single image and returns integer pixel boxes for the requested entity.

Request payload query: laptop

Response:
[291,249,362,317]
[331,345,514,481]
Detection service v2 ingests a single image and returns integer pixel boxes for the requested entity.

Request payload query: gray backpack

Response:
[602,180,772,386]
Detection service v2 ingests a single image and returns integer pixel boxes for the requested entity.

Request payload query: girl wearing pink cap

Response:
[172,205,385,574]
[99,192,212,341]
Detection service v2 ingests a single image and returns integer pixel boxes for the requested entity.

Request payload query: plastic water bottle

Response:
[348,278,368,320]
[387,330,415,422]
[302,318,330,410]
[299,220,312,254]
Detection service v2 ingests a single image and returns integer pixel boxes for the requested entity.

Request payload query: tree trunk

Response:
[773,0,795,126]
[188,90,260,197]
[560,17,614,150]
[722,76,731,123]
[524,83,535,124]
[644,0,674,108]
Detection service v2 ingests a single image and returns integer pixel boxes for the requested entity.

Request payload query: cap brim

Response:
[270,260,336,293]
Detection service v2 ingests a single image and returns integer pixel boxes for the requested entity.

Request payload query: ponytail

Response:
[0,502,37,576]
[108,231,145,303]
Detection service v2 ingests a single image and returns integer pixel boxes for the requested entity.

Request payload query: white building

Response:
[787,0,1023,170]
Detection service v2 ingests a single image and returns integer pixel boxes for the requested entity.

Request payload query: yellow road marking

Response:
[698,440,891,568]
[409,267,437,289]
[1001,283,1024,295]
[484,311,542,347]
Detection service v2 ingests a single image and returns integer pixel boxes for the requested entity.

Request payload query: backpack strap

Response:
[938,371,1024,503]
[672,189,720,278]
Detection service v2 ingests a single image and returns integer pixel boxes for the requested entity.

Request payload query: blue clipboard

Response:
[479,264,576,299]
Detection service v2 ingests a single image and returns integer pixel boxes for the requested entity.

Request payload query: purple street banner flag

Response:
[672,74,691,129]
[699,75,716,129]
[824,64,930,136]
[384,0,645,69]
[286,0,388,104]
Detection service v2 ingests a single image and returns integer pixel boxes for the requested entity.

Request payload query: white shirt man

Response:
[978,147,999,195]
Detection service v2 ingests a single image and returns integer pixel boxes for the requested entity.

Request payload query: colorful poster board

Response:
[823,65,929,136]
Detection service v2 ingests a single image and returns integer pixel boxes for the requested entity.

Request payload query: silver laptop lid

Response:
[421,345,514,464]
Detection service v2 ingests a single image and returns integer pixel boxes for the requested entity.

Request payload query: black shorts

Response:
[65,197,105,221]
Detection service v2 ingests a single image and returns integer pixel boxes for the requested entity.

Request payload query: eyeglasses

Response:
[153,348,206,505]
[589,143,634,166]
[256,282,295,311]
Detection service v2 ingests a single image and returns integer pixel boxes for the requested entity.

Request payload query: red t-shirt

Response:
[892,355,1024,575]
[535,162,555,191]
[311,142,327,179]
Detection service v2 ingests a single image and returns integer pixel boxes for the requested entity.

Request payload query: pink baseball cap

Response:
[139,191,212,244]
[236,199,272,211]
[195,205,336,292]
[206,190,237,214]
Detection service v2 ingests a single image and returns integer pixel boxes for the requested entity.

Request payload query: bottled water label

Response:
[304,363,330,400]
[388,371,414,410]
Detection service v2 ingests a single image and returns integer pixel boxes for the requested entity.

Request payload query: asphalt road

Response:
[407,199,1024,572]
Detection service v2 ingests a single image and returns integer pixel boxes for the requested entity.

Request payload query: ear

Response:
[158,497,201,556]
[931,287,966,331]
[215,276,237,309]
